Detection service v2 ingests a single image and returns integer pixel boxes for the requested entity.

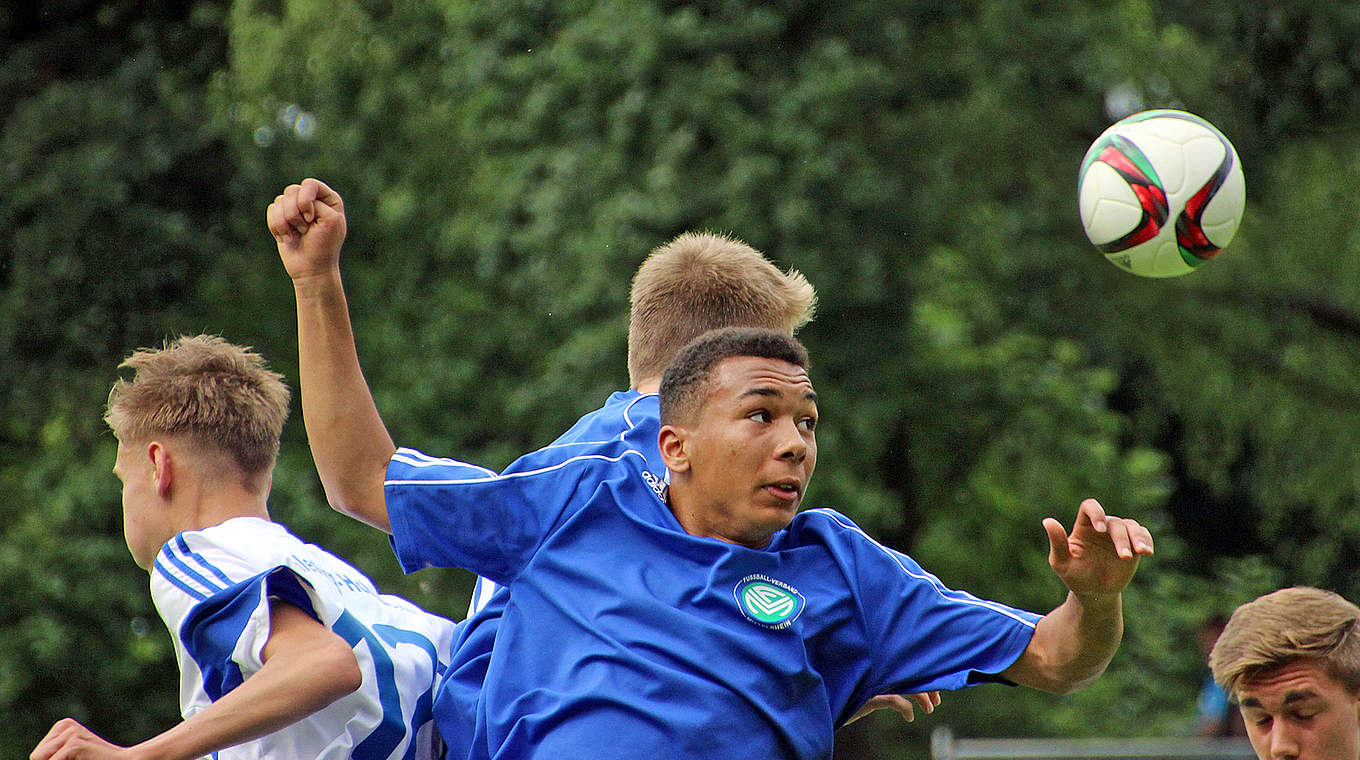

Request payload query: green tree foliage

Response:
[0,0,237,746]
[6,0,1360,757]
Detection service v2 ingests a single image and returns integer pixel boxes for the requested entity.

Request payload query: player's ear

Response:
[658,425,691,473]
[147,440,173,497]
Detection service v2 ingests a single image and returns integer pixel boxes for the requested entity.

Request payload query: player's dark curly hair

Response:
[659,327,810,425]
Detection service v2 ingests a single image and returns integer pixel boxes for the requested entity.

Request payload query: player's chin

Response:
[755,493,801,527]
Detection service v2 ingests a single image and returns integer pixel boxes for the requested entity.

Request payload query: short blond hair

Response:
[627,232,817,386]
[1210,587,1360,699]
[105,335,290,478]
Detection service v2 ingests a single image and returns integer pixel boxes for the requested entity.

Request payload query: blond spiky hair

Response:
[627,231,817,386]
[105,335,290,477]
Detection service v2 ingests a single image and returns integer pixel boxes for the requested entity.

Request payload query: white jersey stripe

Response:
[386,450,649,487]
[526,394,660,454]
[620,393,656,430]
[390,448,498,476]
[804,508,1038,628]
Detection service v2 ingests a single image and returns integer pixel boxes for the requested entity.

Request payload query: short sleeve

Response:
[384,445,631,583]
[865,551,1038,693]
[806,510,1040,697]
[178,566,319,700]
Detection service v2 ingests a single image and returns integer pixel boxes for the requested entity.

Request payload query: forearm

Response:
[1004,590,1123,694]
[293,268,397,532]
[129,635,360,760]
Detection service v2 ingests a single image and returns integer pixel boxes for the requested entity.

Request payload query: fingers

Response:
[910,690,941,714]
[294,177,344,224]
[1103,515,1136,559]
[1079,497,1154,559]
[1107,516,1154,557]
[873,694,915,722]
[266,179,342,246]
[886,694,916,722]
[30,718,84,760]
[845,693,925,726]
[304,177,344,217]
[296,178,319,223]
[266,184,306,244]
[1075,497,1108,533]
[1043,516,1070,567]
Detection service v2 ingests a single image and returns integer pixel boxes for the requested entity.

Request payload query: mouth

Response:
[763,479,803,503]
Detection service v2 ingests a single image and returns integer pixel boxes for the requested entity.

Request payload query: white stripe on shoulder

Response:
[539,439,610,452]
[621,393,657,430]
[539,395,659,451]
[391,448,498,476]
[387,449,648,487]
[803,508,1038,628]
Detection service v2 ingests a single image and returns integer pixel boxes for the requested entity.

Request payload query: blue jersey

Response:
[465,391,667,612]
[435,391,666,754]
[151,517,457,759]
[388,392,1039,760]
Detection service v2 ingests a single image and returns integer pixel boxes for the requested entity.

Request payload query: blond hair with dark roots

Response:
[105,334,291,479]
[627,231,817,387]
[1210,586,1360,699]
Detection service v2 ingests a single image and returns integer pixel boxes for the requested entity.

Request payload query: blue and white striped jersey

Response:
[151,517,457,760]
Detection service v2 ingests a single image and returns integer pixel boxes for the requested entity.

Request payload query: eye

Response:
[748,410,771,423]
[798,416,817,432]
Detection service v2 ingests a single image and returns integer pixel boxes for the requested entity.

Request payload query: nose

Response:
[1269,723,1300,760]
[775,418,809,463]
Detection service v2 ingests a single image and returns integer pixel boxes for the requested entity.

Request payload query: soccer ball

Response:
[1077,109,1246,277]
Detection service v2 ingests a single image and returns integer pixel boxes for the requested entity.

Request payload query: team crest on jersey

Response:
[734,574,805,630]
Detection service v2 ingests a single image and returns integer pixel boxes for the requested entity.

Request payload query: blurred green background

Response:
[4,0,1359,756]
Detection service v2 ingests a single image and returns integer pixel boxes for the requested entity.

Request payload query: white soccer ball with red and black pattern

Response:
[1078,109,1246,278]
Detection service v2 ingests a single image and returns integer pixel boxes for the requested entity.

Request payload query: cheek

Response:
[1243,722,1267,745]
[1331,711,1360,752]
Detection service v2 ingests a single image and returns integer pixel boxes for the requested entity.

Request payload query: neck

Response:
[666,486,774,550]
[173,476,271,533]
[633,376,661,394]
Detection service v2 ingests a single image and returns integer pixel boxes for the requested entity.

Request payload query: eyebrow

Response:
[739,387,819,403]
[1240,690,1321,709]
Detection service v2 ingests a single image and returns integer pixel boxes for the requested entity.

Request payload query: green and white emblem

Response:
[735,575,805,630]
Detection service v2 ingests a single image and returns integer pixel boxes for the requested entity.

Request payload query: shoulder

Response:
[783,508,941,585]
[788,509,1042,627]
[152,519,294,602]
[554,391,657,438]
[786,508,880,549]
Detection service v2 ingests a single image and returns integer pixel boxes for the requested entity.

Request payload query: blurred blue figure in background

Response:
[1196,614,1245,737]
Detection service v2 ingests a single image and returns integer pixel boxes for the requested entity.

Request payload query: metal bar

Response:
[931,728,1256,760]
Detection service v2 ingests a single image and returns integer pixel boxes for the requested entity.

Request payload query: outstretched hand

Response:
[844,691,942,726]
[1043,498,1153,599]
[266,178,347,282]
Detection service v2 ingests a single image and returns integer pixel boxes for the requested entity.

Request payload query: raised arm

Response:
[1001,498,1154,694]
[31,601,360,760]
[266,179,396,532]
